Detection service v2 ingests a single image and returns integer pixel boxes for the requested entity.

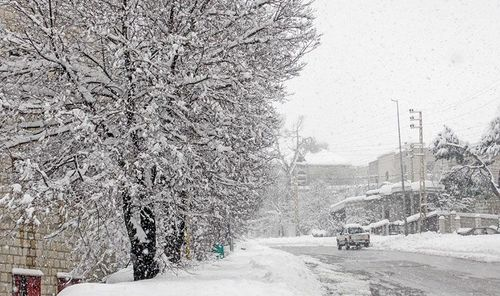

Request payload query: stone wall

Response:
[0,218,78,296]
[437,212,500,233]
[0,154,79,296]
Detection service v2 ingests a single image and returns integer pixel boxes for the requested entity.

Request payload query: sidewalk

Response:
[60,241,323,296]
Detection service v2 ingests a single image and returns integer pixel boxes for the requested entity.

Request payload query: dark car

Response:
[457,226,500,236]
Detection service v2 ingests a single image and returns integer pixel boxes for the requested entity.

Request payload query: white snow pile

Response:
[255,235,337,247]
[372,232,500,262]
[59,241,323,296]
[300,256,371,296]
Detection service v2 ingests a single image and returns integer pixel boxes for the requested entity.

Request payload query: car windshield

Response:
[348,228,364,234]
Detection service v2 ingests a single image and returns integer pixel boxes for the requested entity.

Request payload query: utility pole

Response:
[408,143,416,217]
[293,169,300,236]
[410,109,427,232]
[392,99,408,236]
[408,144,415,183]
[294,126,300,237]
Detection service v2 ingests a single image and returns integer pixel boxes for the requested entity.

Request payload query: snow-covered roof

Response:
[365,189,380,196]
[456,212,499,219]
[330,194,383,212]
[330,180,445,213]
[304,150,349,166]
[365,194,382,201]
[330,195,366,212]
[410,181,445,192]
[344,223,362,228]
[390,181,412,193]
[404,210,446,223]
[378,180,444,196]
[379,183,393,195]
[12,268,43,277]
[368,219,390,229]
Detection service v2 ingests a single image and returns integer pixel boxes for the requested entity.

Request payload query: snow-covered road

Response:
[279,246,500,296]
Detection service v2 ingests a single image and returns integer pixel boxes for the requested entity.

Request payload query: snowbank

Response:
[255,235,337,247]
[372,232,500,262]
[60,241,322,296]
[300,256,371,296]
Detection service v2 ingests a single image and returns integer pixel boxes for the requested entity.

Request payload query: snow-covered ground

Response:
[60,241,323,296]
[300,256,371,296]
[371,232,500,262]
[254,235,337,247]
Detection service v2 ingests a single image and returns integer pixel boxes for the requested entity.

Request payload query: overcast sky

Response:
[278,0,500,166]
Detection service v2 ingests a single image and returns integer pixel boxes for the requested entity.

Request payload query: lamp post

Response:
[391,99,408,236]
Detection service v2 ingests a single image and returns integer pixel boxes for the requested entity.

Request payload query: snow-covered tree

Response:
[299,180,337,233]
[253,116,328,236]
[0,0,318,280]
[252,166,292,237]
[432,117,500,202]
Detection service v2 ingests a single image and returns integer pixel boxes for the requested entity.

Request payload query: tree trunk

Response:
[123,193,159,281]
[165,217,185,264]
[164,191,188,264]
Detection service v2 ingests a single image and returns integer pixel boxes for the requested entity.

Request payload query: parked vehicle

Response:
[311,229,328,237]
[457,226,500,236]
[336,224,370,250]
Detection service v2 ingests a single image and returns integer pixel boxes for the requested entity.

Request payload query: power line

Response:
[423,79,500,116]
[426,96,499,126]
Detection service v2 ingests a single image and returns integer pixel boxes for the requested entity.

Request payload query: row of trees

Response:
[0,0,318,280]
[255,117,360,236]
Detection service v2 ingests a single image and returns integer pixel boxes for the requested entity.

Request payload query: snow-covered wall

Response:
[0,157,79,296]
[0,217,79,296]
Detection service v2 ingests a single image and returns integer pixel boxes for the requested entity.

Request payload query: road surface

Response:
[279,246,500,296]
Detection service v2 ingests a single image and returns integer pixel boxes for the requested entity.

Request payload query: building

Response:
[330,181,445,233]
[368,147,454,188]
[296,150,368,187]
[369,146,500,189]
[0,155,81,296]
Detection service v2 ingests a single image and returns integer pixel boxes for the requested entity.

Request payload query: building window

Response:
[12,268,43,296]
[57,273,82,293]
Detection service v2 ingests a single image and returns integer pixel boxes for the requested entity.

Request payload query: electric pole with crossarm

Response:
[410,109,427,232]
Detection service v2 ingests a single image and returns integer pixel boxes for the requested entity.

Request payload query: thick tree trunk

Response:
[123,193,159,280]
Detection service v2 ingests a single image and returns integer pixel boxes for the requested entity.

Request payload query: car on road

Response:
[337,224,370,250]
[457,226,500,236]
[311,229,328,237]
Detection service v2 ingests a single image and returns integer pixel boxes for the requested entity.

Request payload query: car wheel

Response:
[346,244,350,250]
[364,243,369,247]
[337,244,342,250]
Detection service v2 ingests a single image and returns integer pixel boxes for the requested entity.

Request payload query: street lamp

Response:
[391,99,408,236]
